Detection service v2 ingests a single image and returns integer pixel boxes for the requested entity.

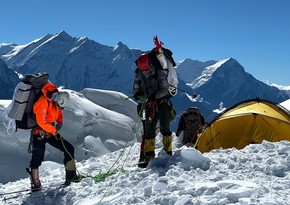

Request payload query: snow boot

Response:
[162,135,172,155]
[138,150,146,168]
[144,138,156,158]
[138,154,155,168]
[26,167,42,191]
[137,158,150,168]
[138,138,156,168]
[138,134,146,165]
[64,160,78,186]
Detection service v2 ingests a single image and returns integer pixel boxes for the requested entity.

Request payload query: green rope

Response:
[59,135,83,181]
[94,95,143,204]
[92,168,119,183]
[59,94,142,204]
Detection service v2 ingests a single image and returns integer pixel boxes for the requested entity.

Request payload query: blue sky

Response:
[1,0,289,85]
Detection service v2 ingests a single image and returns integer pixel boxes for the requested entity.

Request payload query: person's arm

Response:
[132,71,143,101]
[34,98,57,135]
[55,109,63,131]
[56,109,63,124]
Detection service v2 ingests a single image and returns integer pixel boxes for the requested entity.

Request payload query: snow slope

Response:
[0,98,289,204]
[1,139,290,204]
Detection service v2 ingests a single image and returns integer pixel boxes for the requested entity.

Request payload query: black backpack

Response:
[181,107,204,145]
[8,73,49,130]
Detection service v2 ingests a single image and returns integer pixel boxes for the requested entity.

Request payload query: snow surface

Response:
[1,139,290,204]
[280,99,290,112]
[0,90,290,205]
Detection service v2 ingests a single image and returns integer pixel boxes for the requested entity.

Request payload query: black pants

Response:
[145,100,172,139]
[30,134,75,169]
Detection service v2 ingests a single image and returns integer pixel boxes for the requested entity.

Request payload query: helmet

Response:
[137,54,149,71]
[52,91,70,109]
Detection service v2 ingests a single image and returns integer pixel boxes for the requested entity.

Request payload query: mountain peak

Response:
[204,58,244,75]
[51,31,72,41]
[113,41,130,53]
[117,41,125,46]
[116,41,129,49]
[58,30,71,37]
[190,58,242,89]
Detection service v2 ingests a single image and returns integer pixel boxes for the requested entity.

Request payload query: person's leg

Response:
[29,134,46,189]
[143,102,159,160]
[158,101,173,155]
[139,133,146,162]
[47,134,77,184]
[137,103,146,162]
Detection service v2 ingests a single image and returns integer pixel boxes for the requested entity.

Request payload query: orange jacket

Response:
[33,83,63,135]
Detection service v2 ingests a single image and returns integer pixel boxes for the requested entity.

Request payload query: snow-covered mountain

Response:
[0,43,17,56]
[0,58,19,99]
[0,31,142,94]
[176,58,216,82]
[181,58,289,119]
[0,31,289,122]
[56,40,140,93]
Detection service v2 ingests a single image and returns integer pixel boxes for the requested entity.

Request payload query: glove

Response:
[169,108,176,121]
[56,123,63,131]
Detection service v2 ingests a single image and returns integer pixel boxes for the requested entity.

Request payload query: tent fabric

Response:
[196,99,290,153]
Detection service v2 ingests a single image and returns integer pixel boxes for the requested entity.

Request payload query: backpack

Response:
[6,73,49,131]
[153,36,178,96]
[181,107,204,145]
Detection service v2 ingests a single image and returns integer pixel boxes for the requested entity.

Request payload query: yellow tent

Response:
[196,99,290,153]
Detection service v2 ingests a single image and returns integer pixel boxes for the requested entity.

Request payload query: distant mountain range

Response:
[0,31,289,124]
[0,58,19,99]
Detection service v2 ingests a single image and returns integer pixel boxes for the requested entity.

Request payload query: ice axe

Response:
[168,84,197,99]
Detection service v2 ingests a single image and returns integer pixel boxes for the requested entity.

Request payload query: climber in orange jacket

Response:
[33,83,63,135]
[28,83,77,190]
